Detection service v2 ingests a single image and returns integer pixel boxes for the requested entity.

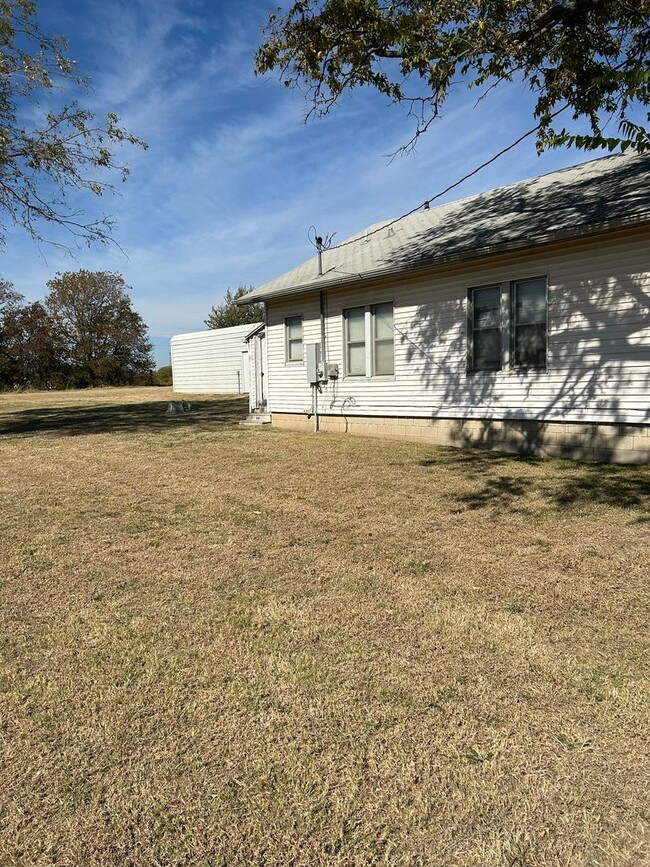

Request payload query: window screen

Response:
[513,279,547,368]
[471,286,501,371]
[372,302,394,376]
[345,307,366,376]
[285,316,303,362]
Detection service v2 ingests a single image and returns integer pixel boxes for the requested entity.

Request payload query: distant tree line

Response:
[0,270,154,390]
[154,365,172,386]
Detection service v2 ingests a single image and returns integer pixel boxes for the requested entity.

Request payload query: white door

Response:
[255,333,267,409]
[241,349,250,393]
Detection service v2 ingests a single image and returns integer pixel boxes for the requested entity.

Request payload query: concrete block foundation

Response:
[270,413,650,464]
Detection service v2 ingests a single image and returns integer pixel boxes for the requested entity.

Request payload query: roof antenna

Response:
[308,226,336,276]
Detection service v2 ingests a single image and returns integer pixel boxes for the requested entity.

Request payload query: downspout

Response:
[319,289,327,368]
[263,301,269,411]
[317,289,327,434]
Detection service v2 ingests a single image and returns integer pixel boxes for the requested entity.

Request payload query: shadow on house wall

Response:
[384,171,650,460]
[399,271,649,459]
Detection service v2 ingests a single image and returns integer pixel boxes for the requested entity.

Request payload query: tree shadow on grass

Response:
[420,449,542,473]
[420,448,650,514]
[452,475,532,513]
[548,463,650,510]
[0,396,250,438]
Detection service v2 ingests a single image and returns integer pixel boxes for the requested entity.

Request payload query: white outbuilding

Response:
[171,323,262,394]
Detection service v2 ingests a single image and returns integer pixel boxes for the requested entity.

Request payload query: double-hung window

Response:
[468,277,547,372]
[285,316,303,362]
[344,303,394,377]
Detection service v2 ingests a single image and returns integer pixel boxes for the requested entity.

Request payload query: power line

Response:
[329,103,570,254]
[328,51,631,256]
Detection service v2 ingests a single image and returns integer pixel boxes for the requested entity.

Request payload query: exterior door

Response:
[241,349,250,393]
[255,332,267,410]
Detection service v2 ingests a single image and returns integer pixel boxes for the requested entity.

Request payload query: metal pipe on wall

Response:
[319,290,327,368]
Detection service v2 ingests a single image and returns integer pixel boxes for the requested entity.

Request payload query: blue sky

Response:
[1,0,636,367]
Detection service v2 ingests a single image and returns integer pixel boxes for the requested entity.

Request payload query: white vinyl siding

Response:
[170,323,260,394]
[263,230,650,426]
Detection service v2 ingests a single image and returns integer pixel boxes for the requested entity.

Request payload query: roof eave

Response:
[243,321,265,342]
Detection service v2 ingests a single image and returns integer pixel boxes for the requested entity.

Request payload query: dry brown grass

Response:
[0,387,648,867]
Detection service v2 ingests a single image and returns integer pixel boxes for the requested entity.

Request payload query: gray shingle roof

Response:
[239,153,650,305]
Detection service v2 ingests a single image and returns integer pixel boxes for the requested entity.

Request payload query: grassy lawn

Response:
[0,387,648,866]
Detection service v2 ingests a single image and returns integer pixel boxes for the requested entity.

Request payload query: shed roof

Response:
[171,322,262,343]
[239,153,650,305]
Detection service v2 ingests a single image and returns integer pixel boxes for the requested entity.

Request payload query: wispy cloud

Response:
[2,0,619,367]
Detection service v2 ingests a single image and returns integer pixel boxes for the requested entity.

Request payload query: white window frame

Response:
[468,277,548,373]
[467,285,503,372]
[343,302,395,379]
[285,315,303,363]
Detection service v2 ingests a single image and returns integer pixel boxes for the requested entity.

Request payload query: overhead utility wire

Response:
[329,102,571,254]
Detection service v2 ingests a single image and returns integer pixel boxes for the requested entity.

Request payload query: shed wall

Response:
[171,324,260,394]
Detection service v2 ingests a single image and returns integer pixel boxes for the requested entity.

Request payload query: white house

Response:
[239,154,650,463]
[171,323,261,394]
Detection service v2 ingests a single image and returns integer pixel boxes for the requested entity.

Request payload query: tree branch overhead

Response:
[255,0,650,154]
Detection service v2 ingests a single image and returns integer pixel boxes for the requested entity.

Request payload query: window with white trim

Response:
[470,285,502,371]
[344,303,394,377]
[468,277,547,372]
[285,316,303,362]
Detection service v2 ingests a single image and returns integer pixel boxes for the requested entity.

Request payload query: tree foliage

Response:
[3,300,67,387]
[256,0,650,154]
[154,364,172,386]
[0,276,22,317]
[45,270,153,387]
[0,270,153,390]
[0,0,146,248]
[0,279,67,388]
[205,283,264,329]
[0,279,23,385]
